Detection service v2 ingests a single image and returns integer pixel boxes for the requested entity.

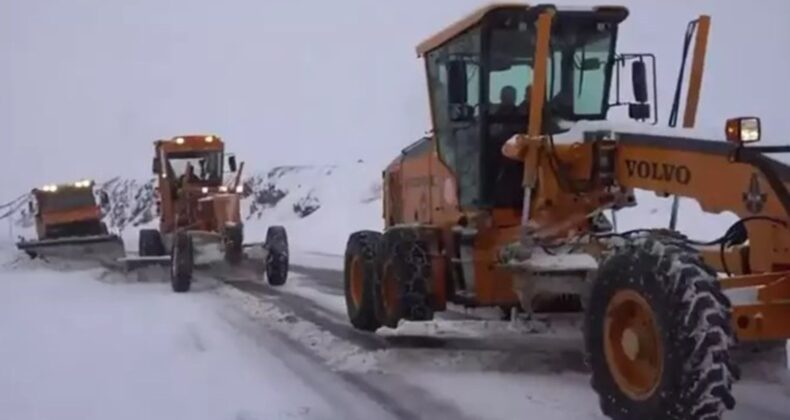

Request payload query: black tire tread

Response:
[343,230,383,332]
[265,226,289,286]
[170,232,193,293]
[139,229,165,257]
[224,224,244,265]
[376,227,434,328]
[585,233,737,420]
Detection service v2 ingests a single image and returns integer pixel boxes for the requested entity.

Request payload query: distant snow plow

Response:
[119,134,290,293]
[16,180,125,266]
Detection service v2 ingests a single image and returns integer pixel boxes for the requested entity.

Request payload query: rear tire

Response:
[584,234,738,420]
[376,228,434,328]
[344,231,383,332]
[170,231,193,293]
[265,226,289,286]
[224,224,243,265]
[139,229,165,257]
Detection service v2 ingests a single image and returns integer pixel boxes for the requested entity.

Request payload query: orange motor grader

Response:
[343,3,790,419]
[124,134,289,293]
[16,179,124,265]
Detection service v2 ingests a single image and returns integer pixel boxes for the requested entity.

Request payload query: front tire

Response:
[224,224,243,265]
[344,231,383,332]
[584,234,738,420]
[139,229,165,257]
[265,226,289,286]
[170,231,193,293]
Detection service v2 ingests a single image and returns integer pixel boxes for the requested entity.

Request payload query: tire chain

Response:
[379,227,434,324]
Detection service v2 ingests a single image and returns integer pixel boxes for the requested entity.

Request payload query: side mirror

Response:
[152,157,161,175]
[27,201,33,213]
[631,61,648,103]
[228,155,237,172]
[725,117,761,144]
[99,191,110,206]
[447,60,468,104]
[629,103,651,121]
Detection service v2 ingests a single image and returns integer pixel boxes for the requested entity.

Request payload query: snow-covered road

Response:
[0,261,395,420]
[1,250,789,420]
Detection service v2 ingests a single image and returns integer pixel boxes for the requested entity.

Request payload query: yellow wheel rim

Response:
[603,289,665,401]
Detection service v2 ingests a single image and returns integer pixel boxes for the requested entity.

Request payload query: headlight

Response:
[175,137,185,145]
[205,136,214,143]
[201,187,209,194]
[740,119,760,142]
[219,185,228,192]
[235,185,244,193]
[42,184,58,192]
[725,117,761,144]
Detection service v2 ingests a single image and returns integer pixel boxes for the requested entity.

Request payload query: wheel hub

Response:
[604,289,664,401]
[621,328,640,361]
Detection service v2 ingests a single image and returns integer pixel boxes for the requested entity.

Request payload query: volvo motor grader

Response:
[343,3,788,419]
[123,134,289,293]
[16,179,124,265]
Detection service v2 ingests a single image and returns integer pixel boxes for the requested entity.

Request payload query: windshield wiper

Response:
[576,46,587,96]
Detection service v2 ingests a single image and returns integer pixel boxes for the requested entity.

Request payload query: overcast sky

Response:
[1,0,788,200]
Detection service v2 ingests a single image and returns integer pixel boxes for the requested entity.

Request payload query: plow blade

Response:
[112,242,272,285]
[16,234,126,268]
[203,257,266,283]
[118,255,171,272]
[117,255,265,284]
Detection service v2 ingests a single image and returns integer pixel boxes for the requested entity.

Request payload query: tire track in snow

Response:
[226,279,386,351]
[288,264,484,322]
[211,265,790,419]
[223,277,581,356]
[213,284,477,420]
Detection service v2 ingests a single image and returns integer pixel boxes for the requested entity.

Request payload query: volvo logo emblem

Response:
[742,173,767,214]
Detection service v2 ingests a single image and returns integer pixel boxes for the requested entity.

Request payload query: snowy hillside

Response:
[0,161,384,255]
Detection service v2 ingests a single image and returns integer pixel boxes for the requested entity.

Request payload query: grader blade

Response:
[118,255,171,272]
[16,234,127,268]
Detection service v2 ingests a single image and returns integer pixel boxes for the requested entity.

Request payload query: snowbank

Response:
[242,162,383,254]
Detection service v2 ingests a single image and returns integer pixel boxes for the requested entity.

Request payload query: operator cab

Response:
[419,4,647,210]
[31,181,102,215]
[152,135,238,189]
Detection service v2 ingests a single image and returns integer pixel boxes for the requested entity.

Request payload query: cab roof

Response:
[415,2,629,56]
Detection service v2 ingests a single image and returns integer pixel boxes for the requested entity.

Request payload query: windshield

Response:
[37,189,96,212]
[486,15,616,127]
[166,151,223,183]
